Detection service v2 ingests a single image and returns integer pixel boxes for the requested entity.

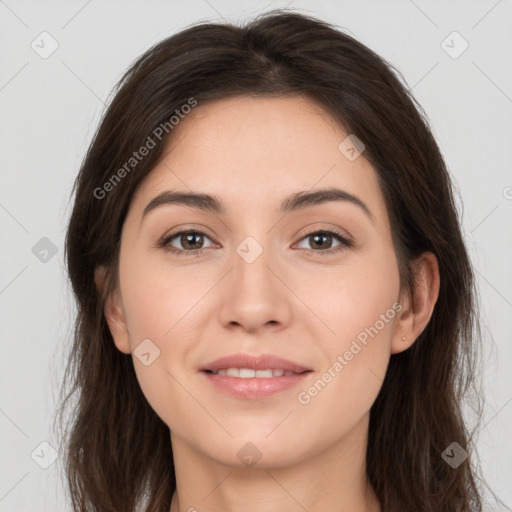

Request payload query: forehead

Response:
[128,95,386,222]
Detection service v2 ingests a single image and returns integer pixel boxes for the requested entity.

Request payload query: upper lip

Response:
[201,353,312,373]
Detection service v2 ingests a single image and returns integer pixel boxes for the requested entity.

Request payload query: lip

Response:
[202,372,310,399]
[200,353,312,400]
[200,353,311,373]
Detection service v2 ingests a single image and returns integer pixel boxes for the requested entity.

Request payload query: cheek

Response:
[294,286,398,443]
[118,246,202,342]
[297,248,400,401]
[118,252,197,426]
[297,247,400,346]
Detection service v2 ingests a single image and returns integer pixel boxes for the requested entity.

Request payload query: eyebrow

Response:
[142,187,374,223]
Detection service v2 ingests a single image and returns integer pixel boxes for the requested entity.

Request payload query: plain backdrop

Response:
[1,0,511,510]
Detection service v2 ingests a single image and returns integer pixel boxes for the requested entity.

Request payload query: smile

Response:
[206,368,300,378]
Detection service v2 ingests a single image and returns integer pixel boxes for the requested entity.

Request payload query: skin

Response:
[96,95,440,512]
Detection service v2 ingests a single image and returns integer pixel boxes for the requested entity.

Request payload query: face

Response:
[105,95,409,468]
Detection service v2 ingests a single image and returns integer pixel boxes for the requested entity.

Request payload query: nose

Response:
[217,238,293,333]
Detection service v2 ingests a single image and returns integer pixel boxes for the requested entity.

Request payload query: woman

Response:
[56,9,485,512]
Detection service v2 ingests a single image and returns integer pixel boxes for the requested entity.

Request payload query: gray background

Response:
[1,0,511,510]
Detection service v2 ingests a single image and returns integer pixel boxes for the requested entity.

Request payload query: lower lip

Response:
[202,371,311,399]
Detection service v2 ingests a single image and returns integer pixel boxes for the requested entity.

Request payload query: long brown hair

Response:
[55,9,485,511]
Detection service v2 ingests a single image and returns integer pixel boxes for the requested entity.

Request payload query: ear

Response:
[391,251,440,354]
[94,266,132,354]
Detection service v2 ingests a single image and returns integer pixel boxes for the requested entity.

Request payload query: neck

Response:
[169,413,381,512]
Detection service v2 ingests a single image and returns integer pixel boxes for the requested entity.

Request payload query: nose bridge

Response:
[235,234,267,266]
[217,231,291,331]
[232,232,277,297]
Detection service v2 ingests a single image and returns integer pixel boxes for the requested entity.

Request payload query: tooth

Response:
[256,369,273,378]
[212,368,296,378]
[239,368,256,378]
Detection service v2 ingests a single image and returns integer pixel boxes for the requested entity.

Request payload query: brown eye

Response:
[161,230,215,256]
[177,232,205,250]
[295,230,352,254]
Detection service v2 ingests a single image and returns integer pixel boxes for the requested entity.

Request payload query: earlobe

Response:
[94,265,132,355]
[391,252,440,354]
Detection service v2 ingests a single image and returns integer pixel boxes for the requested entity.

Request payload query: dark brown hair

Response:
[55,9,485,511]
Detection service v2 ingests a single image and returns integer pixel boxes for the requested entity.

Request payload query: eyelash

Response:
[158,228,353,257]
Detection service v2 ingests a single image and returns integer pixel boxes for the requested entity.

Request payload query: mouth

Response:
[200,353,313,399]
[201,352,311,374]
[204,368,307,377]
